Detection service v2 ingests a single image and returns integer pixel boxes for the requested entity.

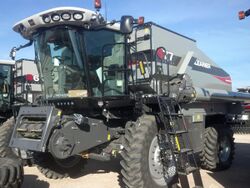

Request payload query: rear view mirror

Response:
[1,81,10,98]
[120,16,134,34]
[10,47,17,60]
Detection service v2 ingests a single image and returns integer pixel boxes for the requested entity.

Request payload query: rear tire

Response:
[120,116,177,188]
[34,152,84,179]
[200,126,235,170]
[0,157,23,188]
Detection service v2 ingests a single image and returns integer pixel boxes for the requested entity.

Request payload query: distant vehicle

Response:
[0,59,41,124]
[0,60,15,124]
[230,87,250,134]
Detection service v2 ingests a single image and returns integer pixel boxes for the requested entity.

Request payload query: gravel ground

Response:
[22,134,250,188]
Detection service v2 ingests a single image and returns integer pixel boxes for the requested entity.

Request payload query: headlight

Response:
[42,15,51,23]
[51,14,60,22]
[61,12,71,21]
[73,12,83,20]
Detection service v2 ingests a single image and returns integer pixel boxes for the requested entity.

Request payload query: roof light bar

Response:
[13,7,106,40]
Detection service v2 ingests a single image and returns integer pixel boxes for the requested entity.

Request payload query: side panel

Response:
[184,116,204,153]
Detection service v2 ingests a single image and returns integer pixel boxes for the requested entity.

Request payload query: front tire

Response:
[34,152,85,179]
[200,126,235,170]
[120,116,177,188]
[0,157,23,188]
[0,117,16,158]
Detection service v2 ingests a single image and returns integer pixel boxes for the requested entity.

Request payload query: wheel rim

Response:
[219,135,231,163]
[148,136,176,186]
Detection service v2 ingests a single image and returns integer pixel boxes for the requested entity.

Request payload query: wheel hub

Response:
[148,136,176,186]
[219,136,231,162]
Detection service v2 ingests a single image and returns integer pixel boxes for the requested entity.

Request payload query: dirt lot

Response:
[22,134,250,188]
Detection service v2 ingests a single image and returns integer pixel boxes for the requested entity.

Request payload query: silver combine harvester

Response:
[0,59,41,124]
[1,1,249,188]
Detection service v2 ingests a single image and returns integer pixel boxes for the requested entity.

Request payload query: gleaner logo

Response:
[194,59,211,69]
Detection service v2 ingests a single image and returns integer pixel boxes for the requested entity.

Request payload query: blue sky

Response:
[0,0,249,90]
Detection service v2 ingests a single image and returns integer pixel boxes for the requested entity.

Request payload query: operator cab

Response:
[13,7,130,108]
[34,26,125,99]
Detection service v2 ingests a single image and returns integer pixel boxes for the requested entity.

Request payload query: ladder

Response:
[157,96,203,188]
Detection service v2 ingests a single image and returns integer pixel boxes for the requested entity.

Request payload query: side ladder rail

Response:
[157,96,203,188]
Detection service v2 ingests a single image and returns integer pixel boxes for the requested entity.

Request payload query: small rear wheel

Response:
[217,128,235,170]
[200,126,235,170]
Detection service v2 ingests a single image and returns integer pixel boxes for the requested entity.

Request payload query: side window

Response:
[103,43,125,96]
[85,31,125,96]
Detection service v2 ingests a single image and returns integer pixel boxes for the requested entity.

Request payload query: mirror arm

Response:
[10,40,33,60]
[16,40,33,51]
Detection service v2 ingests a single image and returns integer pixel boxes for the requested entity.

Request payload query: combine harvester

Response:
[231,87,250,134]
[0,60,15,124]
[0,59,38,188]
[0,59,41,124]
[231,9,250,134]
[1,1,250,187]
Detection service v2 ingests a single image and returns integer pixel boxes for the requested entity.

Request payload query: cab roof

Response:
[13,7,120,40]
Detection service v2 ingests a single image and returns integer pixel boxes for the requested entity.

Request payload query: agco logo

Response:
[194,59,211,69]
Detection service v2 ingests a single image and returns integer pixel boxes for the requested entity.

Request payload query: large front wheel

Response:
[34,152,85,179]
[0,117,17,158]
[120,116,177,188]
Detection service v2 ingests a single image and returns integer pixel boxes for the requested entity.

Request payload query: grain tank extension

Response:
[3,3,250,188]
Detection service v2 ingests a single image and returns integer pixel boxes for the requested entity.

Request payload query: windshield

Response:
[34,27,125,99]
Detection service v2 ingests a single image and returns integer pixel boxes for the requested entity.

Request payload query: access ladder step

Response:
[174,148,193,154]
[168,130,187,135]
